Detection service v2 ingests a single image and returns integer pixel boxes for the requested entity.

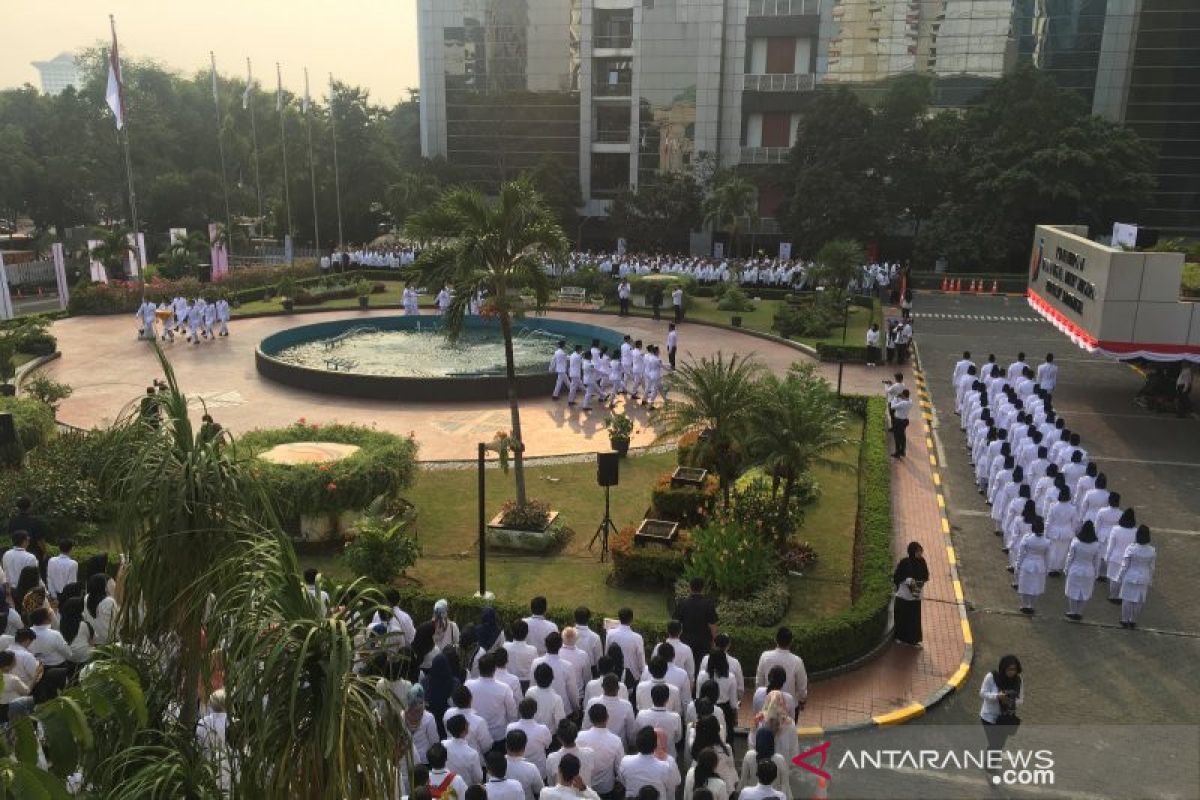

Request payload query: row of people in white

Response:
[135,297,231,343]
[550,337,670,411]
[954,351,1156,627]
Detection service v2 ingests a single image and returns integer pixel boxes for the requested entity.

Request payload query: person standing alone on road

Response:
[671,285,684,323]
[980,655,1023,759]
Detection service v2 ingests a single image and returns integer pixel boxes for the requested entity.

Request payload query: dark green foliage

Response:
[0,396,56,451]
[343,515,421,584]
[0,431,107,528]
[774,303,837,339]
[815,343,871,363]
[716,286,755,312]
[649,473,719,528]
[674,572,790,628]
[609,173,703,252]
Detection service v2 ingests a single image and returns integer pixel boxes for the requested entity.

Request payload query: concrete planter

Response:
[299,509,362,542]
[486,510,562,552]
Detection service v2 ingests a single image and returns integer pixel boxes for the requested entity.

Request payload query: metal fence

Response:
[748,0,820,15]
[740,73,816,92]
[3,259,56,287]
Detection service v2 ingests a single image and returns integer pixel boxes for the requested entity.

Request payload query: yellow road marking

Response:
[961,618,973,644]
[874,703,926,726]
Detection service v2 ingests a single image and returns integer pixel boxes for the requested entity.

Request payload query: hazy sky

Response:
[1,0,420,105]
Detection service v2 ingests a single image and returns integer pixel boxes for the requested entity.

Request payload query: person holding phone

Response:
[892,542,929,646]
[980,655,1023,757]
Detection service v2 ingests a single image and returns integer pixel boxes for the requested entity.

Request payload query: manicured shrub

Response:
[342,515,421,584]
[774,303,836,339]
[610,524,690,586]
[0,397,56,451]
[716,286,755,312]
[685,515,774,599]
[816,343,871,363]
[0,430,108,532]
[649,472,718,528]
[496,499,553,531]
[674,572,790,627]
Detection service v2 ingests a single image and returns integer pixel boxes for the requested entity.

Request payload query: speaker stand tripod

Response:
[589,484,619,562]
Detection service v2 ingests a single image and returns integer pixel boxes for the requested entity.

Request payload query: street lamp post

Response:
[476,442,491,600]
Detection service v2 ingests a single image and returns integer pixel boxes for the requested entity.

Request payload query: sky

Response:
[1,0,421,105]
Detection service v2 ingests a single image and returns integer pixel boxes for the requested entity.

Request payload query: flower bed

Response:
[649,472,718,527]
[67,264,320,315]
[238,421,418,521]
[610,524,690,586]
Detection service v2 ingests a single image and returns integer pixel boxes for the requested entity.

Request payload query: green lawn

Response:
[300,414,863,625]
[1184,261,1199,295]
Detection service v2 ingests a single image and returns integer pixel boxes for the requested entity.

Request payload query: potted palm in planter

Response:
[355,279,372,308]
[605,412,634,456]
[277,277,298,312]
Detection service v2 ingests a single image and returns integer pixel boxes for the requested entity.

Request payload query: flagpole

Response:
[210,52,234,249]
[328,73,344,252]
[246,58,264,240]
[277,64,293,262]
[109,15,142,290]
[303,67,320,253]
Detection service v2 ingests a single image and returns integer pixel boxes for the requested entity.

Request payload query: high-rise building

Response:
[418,0,1197,237]
[30,52,81,96]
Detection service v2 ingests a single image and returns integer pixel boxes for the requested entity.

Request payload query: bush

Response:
[816,343,871,363]
[0,431,108,531]
[239,421,419,519]
[774,303,837,339]
[676,430,744,476]
[674,572,790,627]
[684,515,774,599]
[22,375,73,411]
[342,515,421,584]
[716,286,755,312]
[0,397,56,451]
[496,499,553,531]
[67,265,322,315]
[610,524,690,587]
[726,477,810,550]
[556,268,616,303]
[649,473,718,528]
[0,316,57,356]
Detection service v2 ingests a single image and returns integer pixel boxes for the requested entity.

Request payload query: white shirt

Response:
[617,753,680,800]
[741,784,786,800]
[558,645,593,701]
[525,685,566,730]
[605,625,646,680]
[583,694,636,746]
[467,676,519,740]
[486,777,526,800]
[755,648,808,702]
[505,641,538,681]
[583,678,628,706]
[46,554,78,600]
[444,707,494,754]
[890,397,913,421]
[652,638,695,685]
[29,624,72,667]
[576,728,624,794]
[546,746,596,788]
[532,653,580,714]
[407,711,441,764]
[1,547,37,587]
[574,625,604,667]
[84,596,119,646]
[443,736,484,786]
[979,672,1023,723]
[635,706,682,744]
[635,678,682,716]
[540,786,601,800]
[1036,362,1058,391]
[5,644,39,688]
[506,755,545,800]
[507,718,552,778]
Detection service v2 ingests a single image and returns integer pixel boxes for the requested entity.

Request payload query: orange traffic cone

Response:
[991,280,999,294]
[941,277,948,292]
[972,280,981,293]
[952,278,960,292]
[812,776,829,799]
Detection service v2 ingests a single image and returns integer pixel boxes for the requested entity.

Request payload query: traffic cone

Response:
[812,776,829,799]
[972,280,980,293]
[952,278,960,292]
[991,280,999,294]
[941,277,948,292]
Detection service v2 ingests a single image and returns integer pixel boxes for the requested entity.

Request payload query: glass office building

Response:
[419,0,1197,236]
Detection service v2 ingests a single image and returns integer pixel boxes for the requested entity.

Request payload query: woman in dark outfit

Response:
[892,541,929,646]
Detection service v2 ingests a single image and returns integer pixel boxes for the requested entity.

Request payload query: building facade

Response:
[418,0,1197,236]
[31,52,81,96]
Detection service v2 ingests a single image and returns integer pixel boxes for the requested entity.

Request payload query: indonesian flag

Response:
[105,19,124,130]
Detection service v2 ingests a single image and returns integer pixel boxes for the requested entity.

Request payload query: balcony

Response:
[740,146,791,165]
[593,126,632,145]
[594,33,633,50]
[748,0,820,16]
[740,73,816,92]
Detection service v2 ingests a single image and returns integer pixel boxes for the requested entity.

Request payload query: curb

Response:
[14,351,62,395]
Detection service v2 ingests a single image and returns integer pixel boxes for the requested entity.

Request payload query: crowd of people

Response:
[548,329,678,412]
[954,350,1157,626]
[1,498,123,722]
[135,296,232,344]
[329,579,812,800]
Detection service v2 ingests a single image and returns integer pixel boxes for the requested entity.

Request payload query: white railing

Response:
[2,259,55,286]
[740,146,791,164]
[748,0,820,16]
[740,73,816,92]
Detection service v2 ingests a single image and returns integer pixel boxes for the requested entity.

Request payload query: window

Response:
[761,112,792,147]
[765,38,797,74]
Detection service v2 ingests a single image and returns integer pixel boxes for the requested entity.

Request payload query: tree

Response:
[383,170,441,231]
[526,154,582,237]
[89,226,136,280]
[406,179,569,508]
[745,363,850,516]
[811,239,866,290]
[703,171,758,257]
[609,172,703,252]
[657,352,764,504]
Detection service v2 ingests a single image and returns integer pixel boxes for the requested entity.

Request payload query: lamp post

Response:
[837,292,851,396]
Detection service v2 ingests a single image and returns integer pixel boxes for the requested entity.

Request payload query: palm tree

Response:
[165,230,211,275]
[89,226,136,280]
[745,363,851,516]
[385,171,441,230]
[657,352,764,503]
[405,178,569,508]
[703,172,758,257]
[812,239,866,293]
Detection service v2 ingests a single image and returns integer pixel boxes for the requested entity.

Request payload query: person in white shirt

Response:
[507,699,553,779]
[576,704,624,797]
[979,655,1023,756]
[739,729,791,800]
[618,726,681,800]
[372,588,417,649]
[740,759,787,800]
[550,342,570,401]
[865,323,881,367]
[546,721,595,789]
[45,540,78,602]
[444,685,494,755]
[665,324,678,371]
[504,729,545,800]
[605,608,646,688]
[303,568,331,614]
[572,608,604,669]
[83,574,119,646]
[635,684,682,746]
[1115,525,1157,629]
[752,666,796,719]
[567,346,584,406]
[652,622,695,686]
[683,747,731,800]
[0,650,34,721]
[584,656,629,706]
[442,714,485,786]
[505,621,539,688]
[484,753,528,800]
[27,608,71,668]
[889,389,913,458]
[699,634,745,699]
[671,286,684,323]
[491,648,524,704]
[57,598,93,665]
[4,629,41,691]
[2,532,38,594]
[540,752,602,800]
[636,657,683,716]
[558,628,593,705]
[1035,353,1057,393]
[467,653,519,742]
[754,627,809,712]
[532,632,580,716]
[584,674,636,746]
[525,663,566,730]
[404,687,442,766]
[525,597,561,662]
[427,743,471,799]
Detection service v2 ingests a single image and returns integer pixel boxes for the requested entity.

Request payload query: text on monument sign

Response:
[1040,245,1096,316]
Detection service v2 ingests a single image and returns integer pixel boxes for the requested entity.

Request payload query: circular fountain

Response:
[255,316,624,401]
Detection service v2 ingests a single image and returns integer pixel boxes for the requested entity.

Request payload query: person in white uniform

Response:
[642,346,662,408]
[216,297,231,337]
[1063,521,1102,620]
[186,301,202,344]
[403,285,420,316]
[436,286,452,315]
[1092,492,1122,582]
[1036,353,1058,394]
[1044,487,1077,575]
[1115,525,1156,629]
[581,353,598,412]
[566,346,584,406]
[137,300,157,340]
[202,300,217,340]
[1104,508,1138,602]
[1014,518,1051,614]
[550,342,569,401]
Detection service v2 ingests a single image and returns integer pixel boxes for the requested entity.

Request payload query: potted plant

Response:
[355,279,372,308]
[605,412,634,456]
[277,277,298,312]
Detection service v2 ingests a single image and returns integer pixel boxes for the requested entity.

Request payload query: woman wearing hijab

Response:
[420,653,459,739]
[1063,521,1102,621]
[431,599,460,652]
[1092,492,1122,583]
[412,621,439,673]
[1002,487,1032,555]
[58,597,94,667]
[404,684,441,765]
[1014,518,1051,614]
[456,624,481,680]
[756,689,799,769]
[477,607,505,655]
[1115,526,1157,629]
[1104,508,1138,602]
[991,465,1023,532]
[738,728,791,800]
[83,573,119,646]
[1045,487,1077,576]
[892,542,929,647]
[980,655,1023,756]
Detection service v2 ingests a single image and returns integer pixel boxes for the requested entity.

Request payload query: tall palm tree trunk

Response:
[499,312,528,507]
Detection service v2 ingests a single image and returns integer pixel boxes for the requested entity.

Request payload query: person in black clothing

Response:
[673,577,718,667]
[892,542,929,646]
[8,496,48,578]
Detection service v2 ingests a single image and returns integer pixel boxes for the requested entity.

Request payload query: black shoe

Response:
[1048,571,1062,577]
[1001,548,1009,554]
[1128,622,1137,629]
[1108,598,1121,605]
[1006,566,1015,573]
[994,530,1003,536]
[1096,576,1108,584]
[1020,607,1034,615]
[1120,621,1131,629]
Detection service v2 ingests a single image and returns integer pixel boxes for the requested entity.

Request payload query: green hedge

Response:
[238,422,418,518]
[815,343,871,363]
[649,473,718,528]
[0,397,56,451]
[610,524,691,587]
[68,265,322,314]
[365,395,892,673]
